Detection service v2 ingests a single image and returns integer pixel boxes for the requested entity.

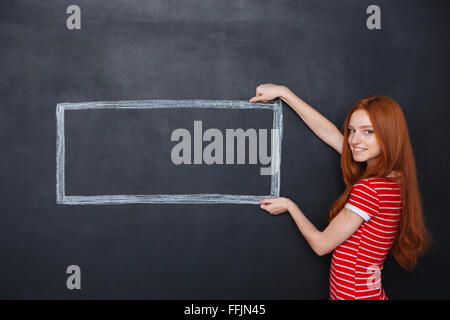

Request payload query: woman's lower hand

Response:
[259,197,294,215]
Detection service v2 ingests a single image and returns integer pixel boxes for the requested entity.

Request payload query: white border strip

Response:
[56,99,283,205]
[345,203,371,221]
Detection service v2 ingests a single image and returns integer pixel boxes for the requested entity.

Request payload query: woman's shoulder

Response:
[352,178,379,194]
[351,178,399,203]
[357,175,401,189]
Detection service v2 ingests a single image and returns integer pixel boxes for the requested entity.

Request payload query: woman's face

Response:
[348,109,381,166]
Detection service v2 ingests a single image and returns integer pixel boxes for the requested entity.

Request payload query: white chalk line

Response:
[56,99,283,205]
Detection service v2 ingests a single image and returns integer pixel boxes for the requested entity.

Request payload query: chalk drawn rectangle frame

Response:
[56,99,283,205]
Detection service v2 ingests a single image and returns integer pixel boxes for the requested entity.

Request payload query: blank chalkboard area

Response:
[65,107,273,196]
[0,0,449,300]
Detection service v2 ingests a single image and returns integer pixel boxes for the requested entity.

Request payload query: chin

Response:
[352,154,371,163]
[352,153,380,165]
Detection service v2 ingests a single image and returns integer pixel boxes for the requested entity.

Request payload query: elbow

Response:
[310,232,333,256]
[315,249,326,257]
[314,246,332,257]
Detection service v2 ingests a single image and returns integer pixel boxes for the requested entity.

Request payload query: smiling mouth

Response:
[353,147,368,152]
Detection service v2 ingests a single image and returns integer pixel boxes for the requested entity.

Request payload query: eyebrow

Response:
[348,124,374,129]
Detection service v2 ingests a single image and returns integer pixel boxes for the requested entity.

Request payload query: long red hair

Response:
[329,96,431,271]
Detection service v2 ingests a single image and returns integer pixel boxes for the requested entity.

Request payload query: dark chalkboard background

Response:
[0,0,449,299]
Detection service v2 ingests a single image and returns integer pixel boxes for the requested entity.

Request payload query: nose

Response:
[349,131,362,145]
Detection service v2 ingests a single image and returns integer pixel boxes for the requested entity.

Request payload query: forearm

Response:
[279,88,343,153]
[287,201,326,256]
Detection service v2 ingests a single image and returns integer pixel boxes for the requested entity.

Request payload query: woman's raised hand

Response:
[249,83,288,103]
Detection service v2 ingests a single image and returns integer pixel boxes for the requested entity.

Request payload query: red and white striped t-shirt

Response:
[329,177,402,300]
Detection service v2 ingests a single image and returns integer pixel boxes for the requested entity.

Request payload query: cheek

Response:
[369,137,381,153]
[348,134,354,145]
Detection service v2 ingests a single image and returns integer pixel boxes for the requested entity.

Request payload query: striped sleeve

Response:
[344,179,379,222]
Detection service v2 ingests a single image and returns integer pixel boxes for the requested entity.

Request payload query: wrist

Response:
[285,198,297,213]
[279,86,294,102]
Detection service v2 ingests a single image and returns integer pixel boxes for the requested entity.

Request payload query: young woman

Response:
[249,84,431,300]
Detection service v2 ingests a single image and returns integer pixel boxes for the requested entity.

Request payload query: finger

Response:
[249,95,266,103]
[260,203,273,209]
[261,207,273,215]
[257,83,267,90]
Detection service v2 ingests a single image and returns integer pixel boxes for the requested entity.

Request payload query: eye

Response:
[348,128,356,133]
[364,129,374,134]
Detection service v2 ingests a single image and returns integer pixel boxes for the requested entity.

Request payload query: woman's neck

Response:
[387,170,400,179]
